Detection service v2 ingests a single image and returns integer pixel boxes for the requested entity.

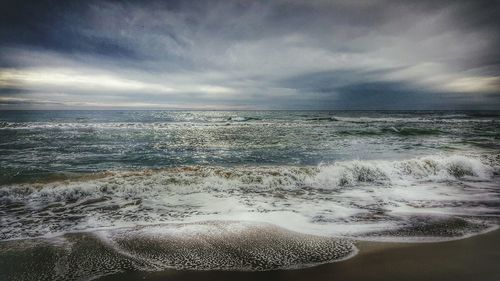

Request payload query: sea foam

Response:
[1,154,498,242]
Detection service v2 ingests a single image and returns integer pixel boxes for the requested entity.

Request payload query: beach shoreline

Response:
[1,110,499,281]
[96,229,500,281]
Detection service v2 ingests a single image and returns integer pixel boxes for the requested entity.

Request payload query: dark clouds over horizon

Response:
[1,0,499,110]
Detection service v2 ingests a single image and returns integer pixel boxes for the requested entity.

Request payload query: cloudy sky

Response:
[1,0,499,110]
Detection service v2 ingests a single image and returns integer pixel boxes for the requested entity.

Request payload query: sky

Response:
[0,0,499,110]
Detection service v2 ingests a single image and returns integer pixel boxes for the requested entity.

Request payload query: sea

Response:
[0,110,499,279]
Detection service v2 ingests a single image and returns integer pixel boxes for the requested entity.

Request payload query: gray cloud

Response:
[0,0,499,109]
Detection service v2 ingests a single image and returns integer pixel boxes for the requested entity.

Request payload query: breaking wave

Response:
[1,154,499,242]
[314,154,493,188]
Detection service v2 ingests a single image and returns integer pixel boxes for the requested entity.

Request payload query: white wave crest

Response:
[0,154,498,241]
[312,155,493,189]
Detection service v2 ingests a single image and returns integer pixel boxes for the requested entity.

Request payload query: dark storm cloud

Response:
[0,0,139,60]
[0,0,499,109]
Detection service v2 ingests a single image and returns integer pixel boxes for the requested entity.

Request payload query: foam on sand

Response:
[0,221,356,280]
[101,221,356,271]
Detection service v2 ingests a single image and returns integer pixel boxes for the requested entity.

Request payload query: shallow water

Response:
[0,222,356,281]
[0,110,499,277]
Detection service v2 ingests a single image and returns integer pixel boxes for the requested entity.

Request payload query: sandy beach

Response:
[96,229,500,281]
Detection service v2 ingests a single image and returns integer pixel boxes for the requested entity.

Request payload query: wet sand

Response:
[97,229,500,281]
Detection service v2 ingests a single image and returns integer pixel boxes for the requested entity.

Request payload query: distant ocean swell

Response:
[0,122,450,138]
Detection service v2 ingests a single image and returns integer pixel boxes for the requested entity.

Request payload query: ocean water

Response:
[1,110,500,278]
